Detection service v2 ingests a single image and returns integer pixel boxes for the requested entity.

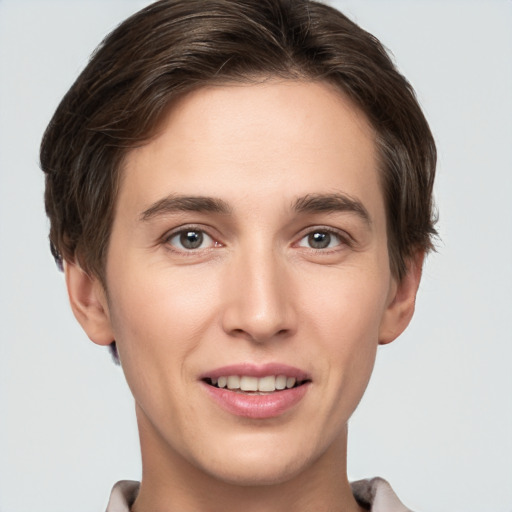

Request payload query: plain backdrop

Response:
[0,1,511,511]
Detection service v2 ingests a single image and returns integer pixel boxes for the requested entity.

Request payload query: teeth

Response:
[227,376,240,389]
[275,375,287,390]
[209,375,302,392]
[286,377,296,389]
[258,375,276,392]
[240,376,258,391]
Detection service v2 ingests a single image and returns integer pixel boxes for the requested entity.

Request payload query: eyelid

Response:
[162,224,222,252]
[160,224,353,253]
[294,226,354,250]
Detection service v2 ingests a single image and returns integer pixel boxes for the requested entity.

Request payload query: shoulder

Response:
[351,477,413,512]
[105,480,139,512]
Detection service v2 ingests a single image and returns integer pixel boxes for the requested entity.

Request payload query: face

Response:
[70,80,418,486]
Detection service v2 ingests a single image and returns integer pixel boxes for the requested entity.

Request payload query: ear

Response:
[64,261,115,346]
[378,251,424,345]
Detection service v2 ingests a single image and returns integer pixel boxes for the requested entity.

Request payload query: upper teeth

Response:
[211,375,297,392]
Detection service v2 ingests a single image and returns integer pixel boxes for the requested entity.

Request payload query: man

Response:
[40,1,436,511]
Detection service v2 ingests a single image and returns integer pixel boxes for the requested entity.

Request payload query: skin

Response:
[66,80,422,512]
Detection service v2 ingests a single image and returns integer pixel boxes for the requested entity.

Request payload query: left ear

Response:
[378,251,424,345]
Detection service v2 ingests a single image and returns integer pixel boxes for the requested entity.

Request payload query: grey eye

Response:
[298,230,342,249]
[168,230,214,250]
[308,232,330,249]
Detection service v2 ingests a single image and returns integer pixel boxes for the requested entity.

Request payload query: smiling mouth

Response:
[204,375,309,394]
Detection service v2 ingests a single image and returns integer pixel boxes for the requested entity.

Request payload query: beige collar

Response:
[105,477,412,512]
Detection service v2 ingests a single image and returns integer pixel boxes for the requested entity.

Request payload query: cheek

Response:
[105,260,221,383]
[103,262,225,444]
[303,267,390,405]
[304,264,390,341]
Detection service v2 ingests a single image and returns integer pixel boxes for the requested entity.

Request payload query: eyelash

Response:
[162,225,352,254]
[295,227,352,252]
[163,225,220,253]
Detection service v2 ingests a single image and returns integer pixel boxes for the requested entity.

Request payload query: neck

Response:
[132,406,364,512]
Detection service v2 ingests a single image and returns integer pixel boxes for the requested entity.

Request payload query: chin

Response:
[195,436,317,487]
[206,458,308,487]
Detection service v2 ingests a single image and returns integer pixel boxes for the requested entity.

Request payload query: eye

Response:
[167,229,216,250]
[297,230,344,250]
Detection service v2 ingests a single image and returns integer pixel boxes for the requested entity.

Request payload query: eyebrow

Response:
[140,195,232,221]
[140,192,371,225]
[292,193,371,225]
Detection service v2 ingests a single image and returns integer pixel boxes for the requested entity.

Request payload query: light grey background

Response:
[0,1,511,511]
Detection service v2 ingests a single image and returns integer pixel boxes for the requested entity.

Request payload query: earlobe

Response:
[64,261,115,346]
[378,251,424,345]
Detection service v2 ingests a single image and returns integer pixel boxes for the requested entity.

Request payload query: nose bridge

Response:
[222,238,296,342]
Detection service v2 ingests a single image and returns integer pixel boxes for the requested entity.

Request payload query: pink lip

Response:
[200,363,311,419]
[200,363,311,381]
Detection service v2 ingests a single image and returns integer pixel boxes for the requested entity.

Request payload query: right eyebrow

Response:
[140,195,232,221]
[292,192,371,226]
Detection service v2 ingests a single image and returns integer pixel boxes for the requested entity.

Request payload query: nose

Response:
[221,247,297,343]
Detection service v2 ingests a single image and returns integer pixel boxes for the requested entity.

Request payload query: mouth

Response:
[203,375,310,394]
[200,364,311,418]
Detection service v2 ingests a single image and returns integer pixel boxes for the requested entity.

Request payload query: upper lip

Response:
[200,363,311,381]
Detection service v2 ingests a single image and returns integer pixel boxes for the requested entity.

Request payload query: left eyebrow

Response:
[292,193,371,226]
[140,195,232,221]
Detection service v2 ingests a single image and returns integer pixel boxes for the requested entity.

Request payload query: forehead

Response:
[119,80,383,226]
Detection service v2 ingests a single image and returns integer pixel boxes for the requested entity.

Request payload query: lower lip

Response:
[202,382,310,419]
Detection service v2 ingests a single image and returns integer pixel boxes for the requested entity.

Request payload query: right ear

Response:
[64,261,114,346]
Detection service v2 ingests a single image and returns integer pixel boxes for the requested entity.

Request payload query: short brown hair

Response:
[41,0,437,283]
